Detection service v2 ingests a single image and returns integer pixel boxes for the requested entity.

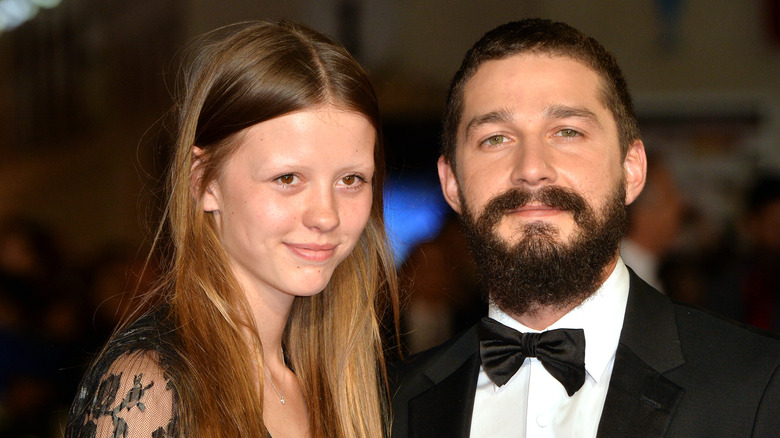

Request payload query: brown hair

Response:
[156,20,397,436]
[441,18,640,170]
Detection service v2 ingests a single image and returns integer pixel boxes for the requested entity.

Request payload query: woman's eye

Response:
[276,174,298,185]
[339,174,367,189]
[484,135,507,146]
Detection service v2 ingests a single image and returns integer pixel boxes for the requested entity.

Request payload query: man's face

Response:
[439,53,645,254]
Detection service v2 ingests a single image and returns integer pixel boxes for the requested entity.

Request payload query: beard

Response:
[459,181,627,317]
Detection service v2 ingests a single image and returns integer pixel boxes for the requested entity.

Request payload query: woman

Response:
[66,20,399,437]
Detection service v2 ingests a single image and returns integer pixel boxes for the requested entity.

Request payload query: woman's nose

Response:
[302,187,340,232]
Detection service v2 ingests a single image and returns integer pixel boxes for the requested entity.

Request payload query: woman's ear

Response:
[623,139,647,206]
[192,147,221,212]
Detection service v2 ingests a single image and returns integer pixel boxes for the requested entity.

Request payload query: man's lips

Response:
[509,203,566,218]
[285,243,337,262]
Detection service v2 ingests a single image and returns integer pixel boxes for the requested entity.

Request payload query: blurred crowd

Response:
[701,174,780,331]
[0,217,155,436]
[0,169,778,436]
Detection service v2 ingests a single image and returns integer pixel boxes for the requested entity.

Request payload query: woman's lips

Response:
[286,243,337,262]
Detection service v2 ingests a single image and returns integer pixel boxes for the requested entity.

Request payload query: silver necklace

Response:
[258,352,287,405]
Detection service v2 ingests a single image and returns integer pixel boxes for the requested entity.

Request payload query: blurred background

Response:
[1,0,779,435]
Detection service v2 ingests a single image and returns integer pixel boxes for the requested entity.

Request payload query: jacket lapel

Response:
[407,328,481,438]
[596,271,686,437]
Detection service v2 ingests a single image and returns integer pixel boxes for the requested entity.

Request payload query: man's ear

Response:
[623,139,647,206]
[192,147,220,212]
[438,156,463,214]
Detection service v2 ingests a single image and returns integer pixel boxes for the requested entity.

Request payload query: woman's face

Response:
[201,106,375,306]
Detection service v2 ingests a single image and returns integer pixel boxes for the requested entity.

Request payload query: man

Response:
[391,19,780,437]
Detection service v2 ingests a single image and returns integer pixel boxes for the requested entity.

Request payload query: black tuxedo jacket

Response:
[391,272,780,437]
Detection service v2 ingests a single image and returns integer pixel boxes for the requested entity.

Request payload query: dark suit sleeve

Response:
[753,363,780,437]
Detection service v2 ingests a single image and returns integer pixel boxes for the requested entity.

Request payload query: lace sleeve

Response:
[69,350,178,438]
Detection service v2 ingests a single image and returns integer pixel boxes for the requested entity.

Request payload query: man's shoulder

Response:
[390,326,483,437]
[663,300,780,433]
[622,274,780,392]
[672,299,780,357]
[628,271,780,357]
[390,325,479,389]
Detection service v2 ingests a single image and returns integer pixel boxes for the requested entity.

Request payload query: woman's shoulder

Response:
[67,309,182,438]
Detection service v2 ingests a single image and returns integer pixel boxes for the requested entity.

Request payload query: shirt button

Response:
[536,413,550,427]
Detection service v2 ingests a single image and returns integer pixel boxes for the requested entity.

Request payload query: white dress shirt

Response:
[469,259,631,438]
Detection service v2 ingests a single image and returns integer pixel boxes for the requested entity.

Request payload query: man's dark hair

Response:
[441,18,640,169]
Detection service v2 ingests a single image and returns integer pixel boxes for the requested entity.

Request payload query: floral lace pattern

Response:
[72,352,178,438]
[67,312,181,438]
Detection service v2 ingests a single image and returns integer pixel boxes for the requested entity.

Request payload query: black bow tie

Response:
[477,317,586,396]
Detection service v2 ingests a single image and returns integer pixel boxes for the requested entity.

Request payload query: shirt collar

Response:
[487,258,630,383]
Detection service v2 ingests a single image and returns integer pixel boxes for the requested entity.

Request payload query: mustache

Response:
[475,186,591,229]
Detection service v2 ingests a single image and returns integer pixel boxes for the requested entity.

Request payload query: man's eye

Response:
[558,129,580,138]
[484,135,507,146]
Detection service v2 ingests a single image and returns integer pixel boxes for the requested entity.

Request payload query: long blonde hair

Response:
[156,20,398,436]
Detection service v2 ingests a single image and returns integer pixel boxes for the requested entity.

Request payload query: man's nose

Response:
[509,138,557,187]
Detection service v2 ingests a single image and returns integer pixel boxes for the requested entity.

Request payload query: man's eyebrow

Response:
[463,109,514,139]
[543,104,602,128]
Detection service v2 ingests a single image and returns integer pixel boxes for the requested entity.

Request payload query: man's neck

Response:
[507,303,579,331]
[505,258,619,330]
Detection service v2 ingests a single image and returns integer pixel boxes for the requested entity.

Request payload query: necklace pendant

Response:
[280,397,285,405]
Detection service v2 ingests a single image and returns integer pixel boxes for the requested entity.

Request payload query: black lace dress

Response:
[66,311,181,438]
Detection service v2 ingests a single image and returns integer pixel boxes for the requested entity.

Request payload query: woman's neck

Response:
[243,285,295,369]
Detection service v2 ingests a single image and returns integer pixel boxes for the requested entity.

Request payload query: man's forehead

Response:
[459,54,611,127]
[458,53,615,129]
[464,53,603,99]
